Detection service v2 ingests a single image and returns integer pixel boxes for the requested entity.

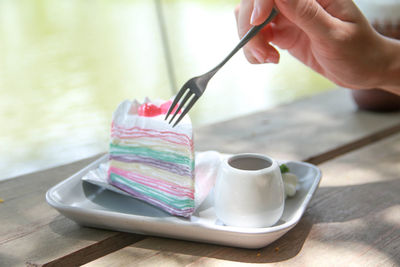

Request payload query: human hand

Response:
[235,0,400,91]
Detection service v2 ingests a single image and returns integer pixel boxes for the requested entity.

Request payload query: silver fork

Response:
[165,8,279,127]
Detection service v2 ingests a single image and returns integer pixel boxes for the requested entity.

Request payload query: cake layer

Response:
[111,138,192,156]
[109,160,193,187]
[109,172,194,217]
[111,125,193,149]
[109,167,193,197]
[109,155,193,178]
[110,143,194,168]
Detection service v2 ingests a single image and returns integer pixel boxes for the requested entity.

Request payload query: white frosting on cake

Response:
[112,99,193,137]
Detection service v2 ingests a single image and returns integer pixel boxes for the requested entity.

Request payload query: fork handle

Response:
[208,8,279,75]
[237,8,279,51]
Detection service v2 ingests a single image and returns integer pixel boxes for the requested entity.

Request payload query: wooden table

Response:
[1,89,400,267]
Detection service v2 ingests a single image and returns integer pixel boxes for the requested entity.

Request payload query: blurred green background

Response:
[0,0,334,180]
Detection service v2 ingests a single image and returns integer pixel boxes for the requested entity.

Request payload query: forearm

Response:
[379,37,400,95]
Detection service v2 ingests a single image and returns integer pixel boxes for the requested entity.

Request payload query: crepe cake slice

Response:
[108,98,195,217]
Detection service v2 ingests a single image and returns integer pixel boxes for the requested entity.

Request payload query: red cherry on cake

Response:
[138,103,161,117]
[138,100,182,117]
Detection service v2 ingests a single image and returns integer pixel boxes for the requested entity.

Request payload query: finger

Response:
[275,0,336,39]
[270,21,306,52]
[317,0,365,22]
[237,0,254,39]
[245,41,280,64]
[237,0,280,64]
[259,25,280,63]
[243,47,263,64]
[244,26,280,64]
[263,44,280,64]
[250,0,274,25]
[238,0,261,63]
[267,15,303,50]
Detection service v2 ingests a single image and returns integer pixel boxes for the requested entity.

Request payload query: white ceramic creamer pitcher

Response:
[214,153,285,228]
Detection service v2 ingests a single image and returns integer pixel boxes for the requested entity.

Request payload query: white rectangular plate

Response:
[46,153,321,249]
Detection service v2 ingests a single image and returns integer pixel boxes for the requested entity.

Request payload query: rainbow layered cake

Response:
[108,98,195,217]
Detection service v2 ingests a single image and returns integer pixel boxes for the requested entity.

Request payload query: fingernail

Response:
[265,51,280,64]
[252,50,265,64]
[250,6,260,25]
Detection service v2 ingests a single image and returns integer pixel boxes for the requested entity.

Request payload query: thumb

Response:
[275,0,335,38]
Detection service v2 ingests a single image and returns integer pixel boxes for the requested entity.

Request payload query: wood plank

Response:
[0,155,141,267]
[27,233,145,267]
[304,122,400,164]
[84,133,400,266]
[0,155,102,245]
[1,89,400,266]
[196,89,400,160]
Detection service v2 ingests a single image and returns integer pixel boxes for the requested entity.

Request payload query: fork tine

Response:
[169,90,193,124]
[165,85,187,120]
[172,96,199,127]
